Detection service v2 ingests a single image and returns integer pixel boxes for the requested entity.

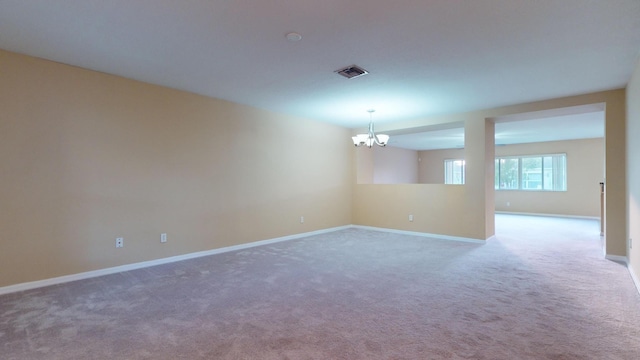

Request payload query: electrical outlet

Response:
[161,233,167,243]
[506,202,510,207]
[116,237,124,248]
[300,216,304,224]
[630,238,633,249]
[409,214,414,222]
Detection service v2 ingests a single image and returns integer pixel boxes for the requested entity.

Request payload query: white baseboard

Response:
[629,264,640,296]
[495,211,600,221]
[351,225,487,244]
[602,254,640,296]
[0,225,351,296]
[605,254,628,263]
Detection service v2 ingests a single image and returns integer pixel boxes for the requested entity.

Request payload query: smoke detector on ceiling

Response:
[335,65,369,79]
[285,32,302,42]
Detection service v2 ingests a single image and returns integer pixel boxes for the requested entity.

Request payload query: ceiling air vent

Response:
[335,65,369,79]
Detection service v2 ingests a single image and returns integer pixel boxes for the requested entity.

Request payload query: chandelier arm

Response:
[369,120,384,146]
[351,109,389,147]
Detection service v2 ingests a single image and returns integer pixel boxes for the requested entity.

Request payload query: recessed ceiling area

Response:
[0,1,638,128]
[388,111,605,151]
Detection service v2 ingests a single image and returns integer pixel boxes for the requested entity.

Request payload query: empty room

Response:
[2,1,640,359]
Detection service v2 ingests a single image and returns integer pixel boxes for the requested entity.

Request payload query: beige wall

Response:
[372,146,418,184]
[352,184,470,237]
[416,139,603,217]
[355,145,374,184]
[0,47,631,288]
[495,138,604,217]
[603,92,628,257]
[353,119,496,240]
[354,146,418,184]
[0,49,353,287]
[627,57,640,284]
[418,148,464,184]
[356,90,626,253]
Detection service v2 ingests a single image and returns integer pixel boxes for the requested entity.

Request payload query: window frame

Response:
[495,153,567,192]
[444,159,465,185]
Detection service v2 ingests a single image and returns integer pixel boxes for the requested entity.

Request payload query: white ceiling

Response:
[388,110,605,150]
[0,0,638,134]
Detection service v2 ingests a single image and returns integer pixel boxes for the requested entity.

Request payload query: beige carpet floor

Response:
[1,214,640,359]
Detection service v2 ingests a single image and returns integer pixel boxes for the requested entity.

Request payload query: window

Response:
[495,157,519,189]
[444,159,465,184]
[495,154,566,191]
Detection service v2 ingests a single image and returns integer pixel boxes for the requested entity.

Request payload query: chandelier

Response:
[351,109,390,147]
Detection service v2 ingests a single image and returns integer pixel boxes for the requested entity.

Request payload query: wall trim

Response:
[351,225,487,244]
[603,254,640,296]
[629,264,640,296]
[495,211,600,221]
[605,254,628,263]
[0,225,351,296]
[10,223,620,296]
